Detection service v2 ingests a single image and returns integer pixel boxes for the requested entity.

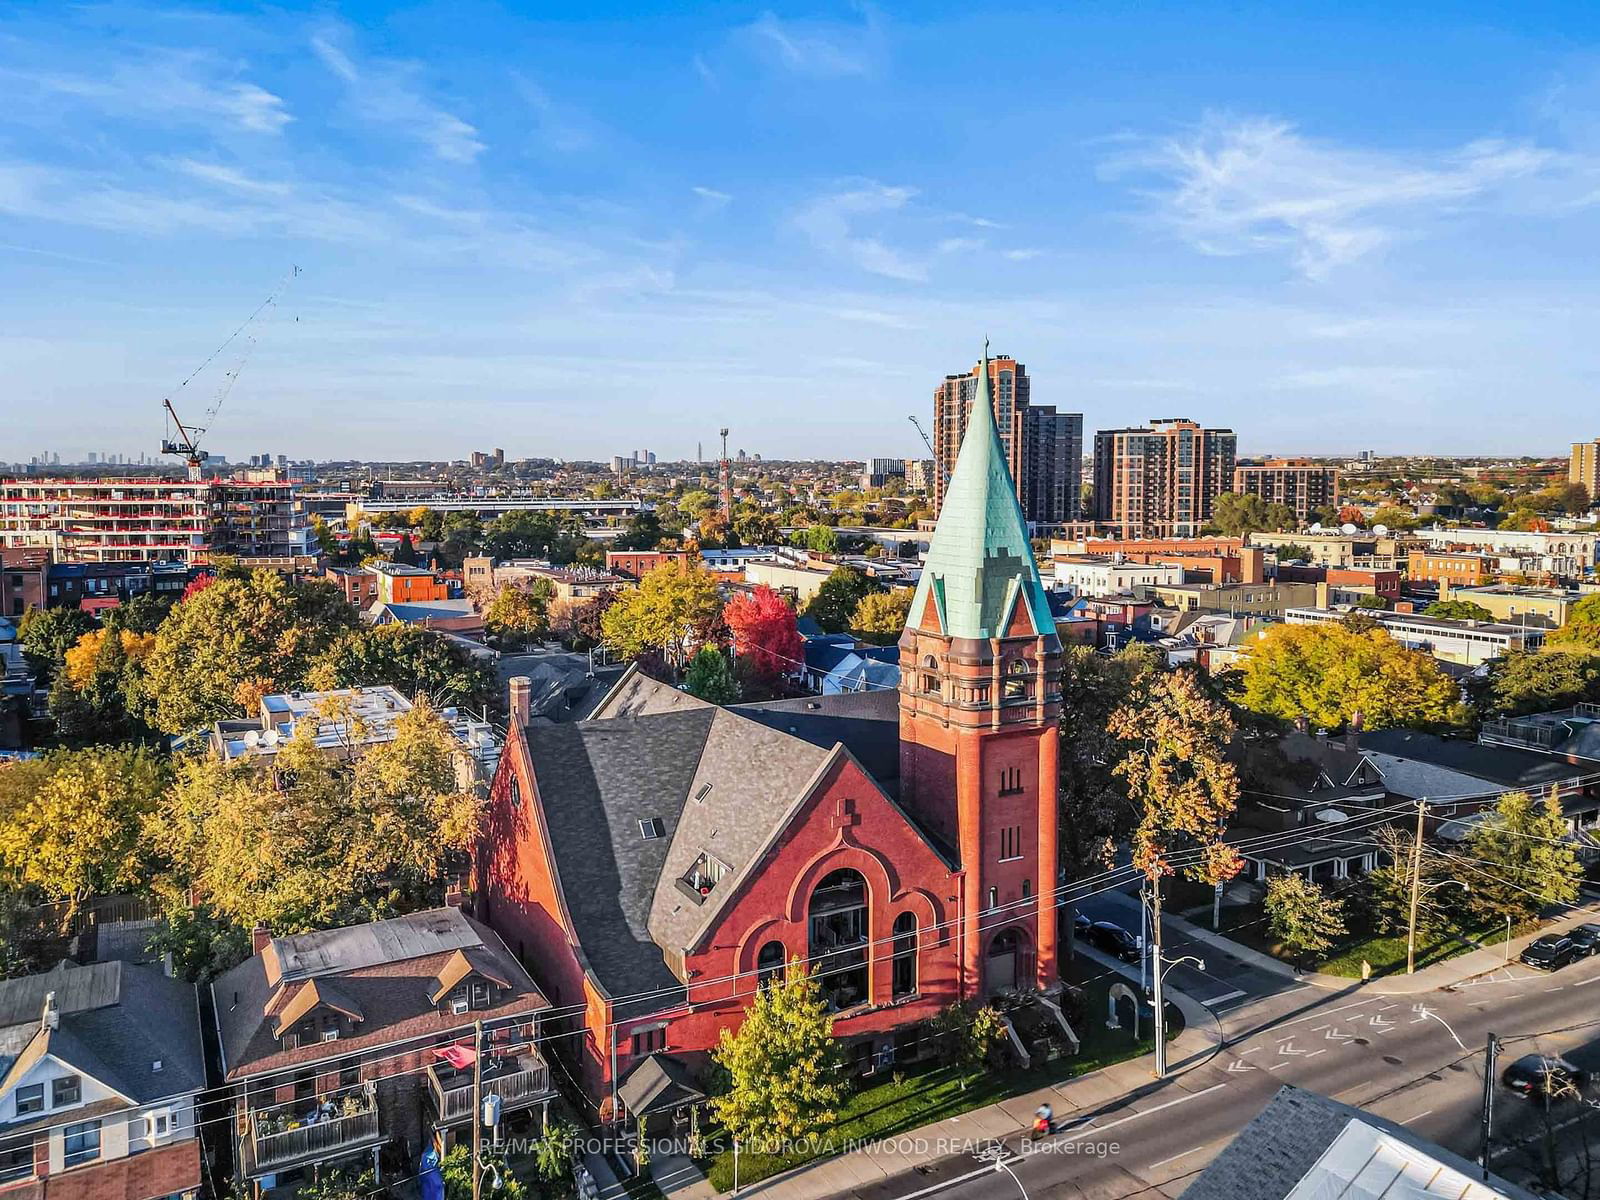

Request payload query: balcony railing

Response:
[250,1086,382,1173]
[426,1051,552,1125]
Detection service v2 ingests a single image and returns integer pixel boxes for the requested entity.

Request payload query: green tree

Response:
[849,588,913,644]
[104,593,172,635]
[1463,790,1582,925]
[1551,594,1600,654]
[1423,600,1496,622]
[307,623,497,713]
[1353,594,1389,610]
[532,1121,579,1182]
[733,506,782,546]
[804,566,881,634]
[440,1146,527,1200]
[391,533,420,565]
[139,571,359,735]
[145,901,253,983]
[614,510,665,551]
[795,525,839,553]
[437,512,484,566]
[50,627,157,746]
[0,747,168,925]
[683,646,740,705]
[1469,650,1600,720]
[711,962,846,1151]
[310,514,341,557]
[1239,622,1462,732]
[148,696,481,931]
[1273,542,1314,562]
[1209,493,1297,537]
[1264,873,1347,963]
[601,562,722,665]
[1365,823,1464,937]
[17,607,97,685]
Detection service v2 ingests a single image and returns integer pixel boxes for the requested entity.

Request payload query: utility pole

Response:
[471,1019,484,1200]
[1479,1031,1499,1180]
[1149,882,1168,1078]
[1405,796,1427,975]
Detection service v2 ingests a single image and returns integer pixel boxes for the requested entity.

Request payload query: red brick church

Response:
[476,351,1063,1112]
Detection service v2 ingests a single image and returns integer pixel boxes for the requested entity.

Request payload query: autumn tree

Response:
[1109,668,1243,915]
[1239,622,1462,732]
[711,962,846,1152]
[601,561,722,666]
[1058,645,1160,887]
[0,747,167,925]
[140,571,359,735]
[1208,492,1297,537]
[1369,505,1420,531]
[1265,874,1347,964]
[17,607,97,685]
[49,627,158,746]
[794,525,838,553]
[803,566,881,634]
[1463,790,1582,925]
[1552,594,1600,654]
[850,588,913,644]
[484,581,554,647]
[725,585,802,678]
[307,623,497,713]
[149,697,481,932]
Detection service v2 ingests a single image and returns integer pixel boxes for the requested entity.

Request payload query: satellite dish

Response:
[1309,523,1323,533]
[1341,523,1358,535]
[243,730,261,749]
[262,729,281,747]
[1372,523,1389,536]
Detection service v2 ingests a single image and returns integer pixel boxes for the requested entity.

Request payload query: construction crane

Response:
[908,415,949,488]
[161,266,300,480]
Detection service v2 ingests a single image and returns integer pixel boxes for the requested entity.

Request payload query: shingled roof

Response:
[519,669,947,1001]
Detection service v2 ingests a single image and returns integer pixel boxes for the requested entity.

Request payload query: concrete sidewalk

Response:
[1154,893,1600,995]
[724,958,1220,1200]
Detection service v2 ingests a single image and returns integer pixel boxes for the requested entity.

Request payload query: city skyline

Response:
[7,3,1600,458]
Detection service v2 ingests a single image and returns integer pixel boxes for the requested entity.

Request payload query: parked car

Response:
[1503,1053,1586,1100]
[1086,921,1141,963]
[1565,924,1600,957]
[1521,935,1579,971]
[1072,912,1092,938]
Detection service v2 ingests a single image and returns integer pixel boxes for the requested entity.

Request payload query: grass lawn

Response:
[1220,905,1524,978]
[701,975,1168,1193]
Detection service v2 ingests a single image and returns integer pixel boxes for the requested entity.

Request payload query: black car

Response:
[1521,935,1579,971]
[1086,921,1142,963]
[1072,912,1092,938]
[1503,1053,1586,1099]
[1566,924,1600,957]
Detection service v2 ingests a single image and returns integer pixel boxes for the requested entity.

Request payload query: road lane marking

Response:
[1150,1147,1208,1169]
[1402,1110,1435,1125]
[1277,998,1383,1029]
[1201,989,1247,1006]
[1268,1061,1290,1071]
[1575,973,1600,987]
[1302,1049,1327,1058]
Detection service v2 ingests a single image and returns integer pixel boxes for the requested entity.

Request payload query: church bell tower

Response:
[898,345,1062,997]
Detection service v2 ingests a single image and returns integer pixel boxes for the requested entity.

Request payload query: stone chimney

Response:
[509,676,532,729]
[251,924,273,954]
[41,991,58,1032]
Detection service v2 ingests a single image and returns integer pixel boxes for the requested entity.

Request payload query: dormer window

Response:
[52,1076,81,1107]
[470,981,491,1009]
[14,1085,42,1117]
[682,851,728,897]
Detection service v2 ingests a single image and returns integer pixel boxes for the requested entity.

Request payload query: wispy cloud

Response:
[162,158,291,196]
[310,30,484,163]
[739,9,881,78]
[512,74,598,153]
[692,186,732,206]
[0,55,290,133]
[1105,115,1563,278]
[793,181,925,281]
[1002,248,1041,261]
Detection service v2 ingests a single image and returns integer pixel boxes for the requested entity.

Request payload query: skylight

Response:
[639,817,665,840]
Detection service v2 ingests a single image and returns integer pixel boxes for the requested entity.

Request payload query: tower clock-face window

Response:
[921,655,940,695]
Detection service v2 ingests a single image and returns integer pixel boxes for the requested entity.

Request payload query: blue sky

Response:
[5,2,1600,462]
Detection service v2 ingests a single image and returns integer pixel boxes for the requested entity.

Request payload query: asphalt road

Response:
[827,902,1600,1200]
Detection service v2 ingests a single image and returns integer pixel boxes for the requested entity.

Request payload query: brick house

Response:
[477,349,1065,1114]
[210,909,552,1194]
[0,961,205,1200]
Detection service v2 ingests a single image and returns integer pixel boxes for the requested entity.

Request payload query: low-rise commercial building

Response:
[605,549,694,579]
[1153,580,1320,616]
[1438,582,1588,628]
[1413,526,1599,576]
[1250,531,1411,570]
[1276,565,1402,605]
[1051,555,1184,596]
[1408,549,1497,588]
[1285,607,1546,666]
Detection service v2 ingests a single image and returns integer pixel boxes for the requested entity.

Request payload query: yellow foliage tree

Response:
[62,629,156,689]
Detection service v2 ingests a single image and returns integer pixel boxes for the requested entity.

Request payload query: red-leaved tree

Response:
[725,585,802,680]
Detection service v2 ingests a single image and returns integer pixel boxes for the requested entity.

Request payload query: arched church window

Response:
[921,655,940,695]
[809,869,869,1012]
[1002,658,1031,701]
[891,913,917,998]
[757,940,785,988]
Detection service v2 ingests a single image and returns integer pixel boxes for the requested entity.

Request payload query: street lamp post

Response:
[1151,952,1204,1079]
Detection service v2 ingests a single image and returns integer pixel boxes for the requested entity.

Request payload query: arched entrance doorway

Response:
[986,927,1030,995]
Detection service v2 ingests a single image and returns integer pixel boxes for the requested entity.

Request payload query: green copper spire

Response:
[906,347,1056,641]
